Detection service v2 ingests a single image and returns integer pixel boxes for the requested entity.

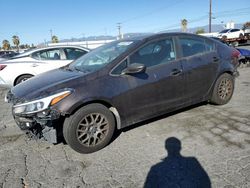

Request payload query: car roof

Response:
[125,32,210,41]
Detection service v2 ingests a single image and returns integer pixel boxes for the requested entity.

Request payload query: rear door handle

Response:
[213,57,220,62]
[171,69,182,76]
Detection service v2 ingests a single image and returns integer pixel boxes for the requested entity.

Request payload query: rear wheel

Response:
[63,104,115,153]
[15,74,33,85]
[210,73,234,105]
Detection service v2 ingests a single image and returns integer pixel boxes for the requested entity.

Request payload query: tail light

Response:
[232,49,241,58]
[231,49,240,66]
[0,65,7,71]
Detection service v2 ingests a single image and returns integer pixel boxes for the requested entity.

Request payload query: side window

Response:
[129,38,175,68]
[64,48,87,60]
[231,29,239,32]
[205,40,215,52]
[32,49,61,60]
[179,37,207,57]
[111,59,128,75]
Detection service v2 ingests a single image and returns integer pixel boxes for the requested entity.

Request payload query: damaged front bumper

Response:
[13,108,61,144]
[6,90,62,144]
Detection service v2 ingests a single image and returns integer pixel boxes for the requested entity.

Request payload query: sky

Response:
[0,0,249,45]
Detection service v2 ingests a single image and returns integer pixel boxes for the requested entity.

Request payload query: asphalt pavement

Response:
[0,64,250,187]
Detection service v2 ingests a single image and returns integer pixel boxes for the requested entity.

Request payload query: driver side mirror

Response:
[122,63,146,75]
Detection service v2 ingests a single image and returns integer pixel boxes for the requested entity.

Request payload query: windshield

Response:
[69,40,136,73]
[219,29,230,34]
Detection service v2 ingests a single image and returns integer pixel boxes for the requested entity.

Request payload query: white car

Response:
[0,45,89,88]
[217,29,244,39]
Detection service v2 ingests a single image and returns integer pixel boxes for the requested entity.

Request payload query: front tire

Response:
[63,104,115,154]
[210,73,234,105]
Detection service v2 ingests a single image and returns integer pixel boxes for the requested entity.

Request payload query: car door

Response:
[31,48,69,74]
[111,37,185,125]
[178,36,219,102]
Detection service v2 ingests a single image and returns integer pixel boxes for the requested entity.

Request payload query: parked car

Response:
[237,48,250,64]
[6,33,239,153]
[0,46,89,87]
[0,51,19,61]
[217,29,244,39]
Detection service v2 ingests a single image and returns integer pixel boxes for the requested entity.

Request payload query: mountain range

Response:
[52,23,244,43]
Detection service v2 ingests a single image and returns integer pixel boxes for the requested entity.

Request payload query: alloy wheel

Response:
[218,78,233,100]
[76,113,109,147]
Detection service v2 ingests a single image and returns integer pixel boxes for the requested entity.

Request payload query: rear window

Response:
[179,37,215,57]
[32,49,61,60]
[219,29,230,34]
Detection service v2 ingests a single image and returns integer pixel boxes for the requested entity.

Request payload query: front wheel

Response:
[210,73,234,105]
[63,104,115,154]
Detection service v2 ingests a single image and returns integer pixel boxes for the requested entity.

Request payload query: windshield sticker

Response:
[170,52,175,58]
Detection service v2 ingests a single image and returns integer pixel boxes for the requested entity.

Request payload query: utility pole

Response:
[49,29,53,41]
[117,23,122,39]
[209,0,212,33]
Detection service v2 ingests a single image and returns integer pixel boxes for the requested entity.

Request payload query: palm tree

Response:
[12,35,20,52]
[52,35,59,43]
[181,19,188,32]
[2,40,10,50]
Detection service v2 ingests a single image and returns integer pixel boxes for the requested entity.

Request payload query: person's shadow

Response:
[144,137,211,188]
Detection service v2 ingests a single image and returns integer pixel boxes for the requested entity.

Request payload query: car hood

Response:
[0,58,7,62]
[11,67,85,100]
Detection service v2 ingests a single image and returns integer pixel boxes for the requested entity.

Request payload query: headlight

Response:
[13,90,72,115]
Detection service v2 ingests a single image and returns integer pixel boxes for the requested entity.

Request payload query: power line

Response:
[127,6,250,34]
[120,0,183,24]
[78,6,250,38]
[214,7,250,15]
[82,1,184,37]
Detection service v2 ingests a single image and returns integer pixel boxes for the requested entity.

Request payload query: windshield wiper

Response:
[74,66,90,74]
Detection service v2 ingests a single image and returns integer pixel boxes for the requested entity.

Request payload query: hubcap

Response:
[218,78,232,100]
[76,113,109,147]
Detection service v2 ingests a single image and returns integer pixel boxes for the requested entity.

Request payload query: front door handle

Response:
[32,63,39,67]
[171,69,182,76]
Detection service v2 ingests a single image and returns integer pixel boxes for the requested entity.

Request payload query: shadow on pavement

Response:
[144,137,211,188]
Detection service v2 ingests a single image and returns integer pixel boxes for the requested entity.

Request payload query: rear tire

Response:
[210,73,234,105]
[63,104,115,154]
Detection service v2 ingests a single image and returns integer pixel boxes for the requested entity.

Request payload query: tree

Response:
[242,22,250,30]
[195,28,205,35]
[12,35,20,52]
[181,19,188,32]
[2,40,10,50]
[52,35,59,43]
